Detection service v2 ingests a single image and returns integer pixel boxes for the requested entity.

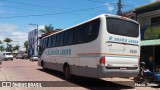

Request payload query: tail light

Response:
[138,58,140,66]
[99,56,105,66]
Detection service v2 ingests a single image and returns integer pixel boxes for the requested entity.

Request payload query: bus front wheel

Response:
[41,61,46,70]
[63,65,71,80]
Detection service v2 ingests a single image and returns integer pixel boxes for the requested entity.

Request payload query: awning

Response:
[141,39,160,46]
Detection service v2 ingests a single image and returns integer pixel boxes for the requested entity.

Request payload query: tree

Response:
[0,40,2,44]
[3,38,12,52]
[24,41,28,52]
[0,40,3,51]
[0,46,5,51]
[39,24,54,34]
[6,44,13,52]
[13,45,20,52]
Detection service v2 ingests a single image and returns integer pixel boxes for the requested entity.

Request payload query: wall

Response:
[28,29,38,58]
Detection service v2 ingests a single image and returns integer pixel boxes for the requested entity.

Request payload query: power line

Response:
[87,0,106,3]
[4,5,56,14]
[0,5,105,18]
[0,0,72,10]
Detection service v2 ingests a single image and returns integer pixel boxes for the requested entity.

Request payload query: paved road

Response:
[0,59,158,90]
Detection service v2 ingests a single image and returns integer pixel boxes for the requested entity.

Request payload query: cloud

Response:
[12,32,27,38]
[11,32,27,41]
[104,2,115,12]
[0,23,17,32]
[0,29,28,51]
[38,25,45,30]
[11,32,28,50]
[28,24,44,31]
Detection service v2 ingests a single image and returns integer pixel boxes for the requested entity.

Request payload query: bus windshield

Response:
[106,17,139,37]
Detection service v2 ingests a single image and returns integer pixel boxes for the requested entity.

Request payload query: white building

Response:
[28,29,38,58]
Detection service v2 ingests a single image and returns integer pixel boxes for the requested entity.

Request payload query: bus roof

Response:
[41,14,139,39]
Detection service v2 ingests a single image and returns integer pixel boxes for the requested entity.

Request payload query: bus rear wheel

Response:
[63,65,71,80]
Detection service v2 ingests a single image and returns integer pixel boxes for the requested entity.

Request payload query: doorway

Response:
[141,46,160,72]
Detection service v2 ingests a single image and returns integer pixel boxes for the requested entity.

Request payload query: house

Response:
[123,0,160,72]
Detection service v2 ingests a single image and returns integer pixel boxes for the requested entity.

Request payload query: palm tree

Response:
[3,38,12,52]
[39,24,54,34]
[24,41,28,52]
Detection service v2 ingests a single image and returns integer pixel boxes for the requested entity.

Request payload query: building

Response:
[124,1,160,72]
[28,29,38,58]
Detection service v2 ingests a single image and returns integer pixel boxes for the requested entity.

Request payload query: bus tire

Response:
[41,61,46,70]
[63,64,71,80]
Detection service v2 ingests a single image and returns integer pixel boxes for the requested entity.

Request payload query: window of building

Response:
[151,16,160,26]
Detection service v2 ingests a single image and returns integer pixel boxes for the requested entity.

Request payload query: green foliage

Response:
[0,46,5,51]
[24,41,28,52]
[3,38,12,43]
[0,40,2,44]
[13,45,20,52]
[6,44,13,52]
[3,38,12,52]
[39,24,54,34]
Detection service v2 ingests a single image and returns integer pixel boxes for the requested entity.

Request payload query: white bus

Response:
[38,14,140,80]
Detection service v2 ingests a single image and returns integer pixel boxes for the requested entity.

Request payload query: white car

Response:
[0,52,4,64]
[30,55,38,61]
[3,52,13,60]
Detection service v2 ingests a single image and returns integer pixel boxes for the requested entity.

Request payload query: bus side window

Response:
[39,39,43,55]
[55,34,60,47]
[86,22,93,35]
[52,36,55,47]
[45,38,48,48]
[93,19,100,34]
[67,29,74,45]
[44,39,46,48]
[77,25,86,43]
[48,36,51,47]
[42,39,45,48]
[86,22,93,42]
[59,33,64,46]
[64,31,68,45]
[73,29,77,44]
[87,19,100,42]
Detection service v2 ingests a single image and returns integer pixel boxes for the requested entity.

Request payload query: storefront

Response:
[141,43,160,72]
[132,1,160,73]
[141,26,160,72]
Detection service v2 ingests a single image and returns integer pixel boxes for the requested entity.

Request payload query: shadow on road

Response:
[38,68,135,89]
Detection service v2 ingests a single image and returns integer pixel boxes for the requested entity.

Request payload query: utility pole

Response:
[117,0,122,15]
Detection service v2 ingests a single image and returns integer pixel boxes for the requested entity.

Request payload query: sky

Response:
[0,0,157,50]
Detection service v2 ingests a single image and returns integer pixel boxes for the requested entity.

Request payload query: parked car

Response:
[30,55,38,61]
[3,52,13,60]
[16,54,24,59]
[0,52,4,64]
